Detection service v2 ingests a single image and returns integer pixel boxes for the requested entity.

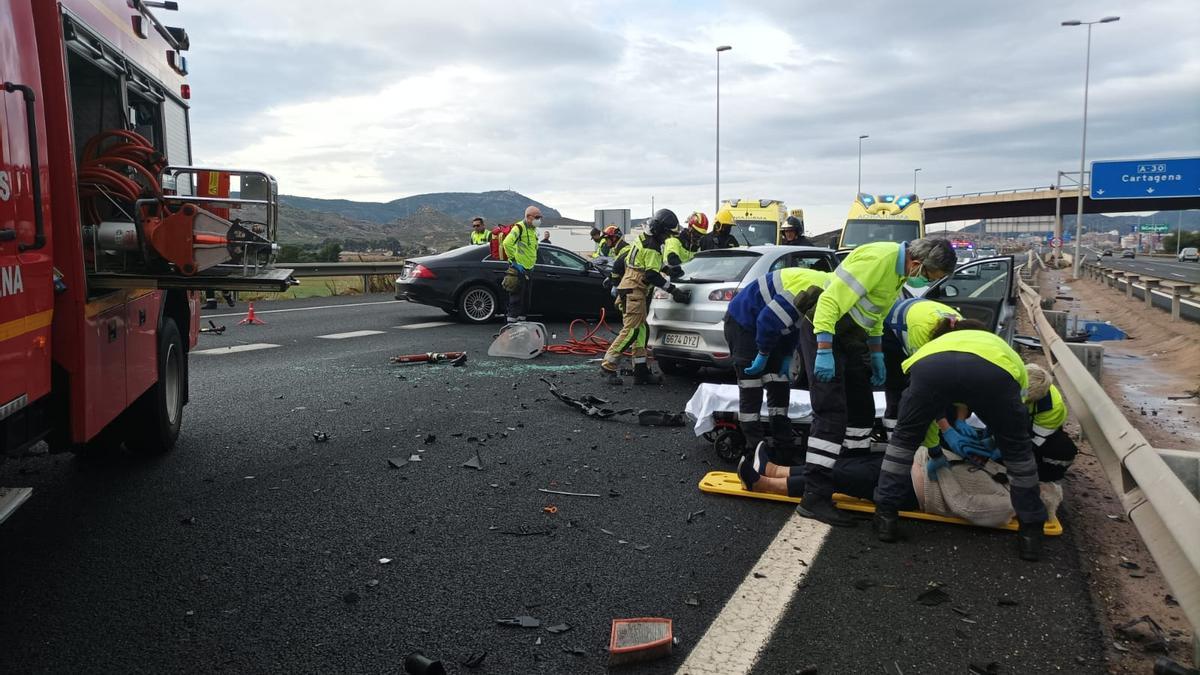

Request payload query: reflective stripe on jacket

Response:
[884,298,962,355]
[728,268,831,353]
[470,230,489,245]
[502,220,538,269]
[1028,384,1067,445]
[902,329,1029,395]
[813,241,905,337]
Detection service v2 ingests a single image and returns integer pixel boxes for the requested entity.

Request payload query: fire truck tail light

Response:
[180,84,191,99]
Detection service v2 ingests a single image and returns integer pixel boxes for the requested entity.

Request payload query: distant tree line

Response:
[276,238,431,263]
[1163,232,1200,253]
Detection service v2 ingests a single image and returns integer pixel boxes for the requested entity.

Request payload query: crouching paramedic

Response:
[873,329,1048,561]
[797,238,957,527]
[881,298,964,437]
[1023,364,1078,482]
[601,210,691,385]
[725,268,831,467]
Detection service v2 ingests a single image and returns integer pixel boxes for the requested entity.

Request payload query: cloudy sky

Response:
[175,0,1200,233]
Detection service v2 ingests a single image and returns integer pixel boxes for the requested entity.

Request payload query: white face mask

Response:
[532,218,542,227]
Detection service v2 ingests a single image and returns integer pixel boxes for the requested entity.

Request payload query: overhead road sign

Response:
[1137,223,1169,233]
[1091,157,1200,200]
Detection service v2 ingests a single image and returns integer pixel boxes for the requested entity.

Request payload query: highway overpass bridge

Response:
[924,186,1200,225]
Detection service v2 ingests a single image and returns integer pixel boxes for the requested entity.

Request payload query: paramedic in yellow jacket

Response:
[874,329,1047,561]
[500,206,540,323]
[1023,364,1078,482]
[795,238,957,527]
[881,298,964,437]
[601,210,691,385]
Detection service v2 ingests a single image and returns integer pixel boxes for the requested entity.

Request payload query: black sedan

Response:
[395,244,617,323]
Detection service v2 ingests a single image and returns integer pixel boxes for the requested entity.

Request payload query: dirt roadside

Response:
[1028,267,1197,673]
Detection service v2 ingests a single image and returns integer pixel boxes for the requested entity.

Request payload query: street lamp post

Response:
[913,168,922,194]
[715,45,732,212]
[945,185,952,198]
[857,134,869,194]
[1062,15,1119,278]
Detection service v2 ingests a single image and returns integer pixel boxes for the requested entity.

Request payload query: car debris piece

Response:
[636,410,686,427]
[997,597,1019,607]
[459,651,487,669]
[389,351,467,366]
[495,615,541,628]
[546,623,571,634]
[312,431,330,442]
[199,320,226,335]
[1119,561,1140,570]
[916,585,950,606]
[541,378,634,419]
[462,452,484,470]
[684,593,701,607]
[538,488,601,498]
[1153,657,1197,675]
[608,618,673,666]
[387,458,410,469]
[967,662,999,675]
[423,434,437,444]
[563,647,586,656]
[686,509,706,523]
[408,454,423,462]
[379,558,392,564]
[403,652,447,675]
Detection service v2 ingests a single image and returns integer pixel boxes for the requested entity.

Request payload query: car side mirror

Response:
[943,285,960,298]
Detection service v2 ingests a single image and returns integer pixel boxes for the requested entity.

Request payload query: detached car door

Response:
[922,255,1017,342]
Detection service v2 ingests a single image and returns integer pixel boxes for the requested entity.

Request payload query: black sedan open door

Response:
[921,256,1018,343]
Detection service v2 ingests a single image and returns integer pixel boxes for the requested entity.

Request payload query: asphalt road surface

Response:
[1090,252,1200,284]
[1,294,1106,674]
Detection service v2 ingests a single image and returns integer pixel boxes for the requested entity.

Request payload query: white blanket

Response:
[684,383,888,436]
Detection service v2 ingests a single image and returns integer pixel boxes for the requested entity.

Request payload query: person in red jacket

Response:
[489,221,514,260]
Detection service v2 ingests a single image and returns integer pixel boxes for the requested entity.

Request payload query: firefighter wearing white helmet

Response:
[699,208,739,250]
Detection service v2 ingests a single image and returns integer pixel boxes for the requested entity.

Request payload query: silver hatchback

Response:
[647,246,839,372]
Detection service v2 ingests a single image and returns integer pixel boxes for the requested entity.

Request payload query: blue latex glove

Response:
[511,262,526,274]
[778,355,793,377]
[960,442,1001,464]
[942,427,986,457]
[744,353,769,376]
[952,419,984,440]
[813,348,835,382]
[870,351,886,386]
[926,455,949,481]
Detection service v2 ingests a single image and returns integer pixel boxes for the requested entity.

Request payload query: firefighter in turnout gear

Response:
[797,238,957,527]
[661,211,707,279]
[780,215,812,246]
[599,226,631,292]
[873,330,1048,561]
[723,268,831,472]
[601,210,692,385]
[699,208,739,250]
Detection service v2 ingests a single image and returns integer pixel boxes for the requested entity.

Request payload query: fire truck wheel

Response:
[124,318,185,454]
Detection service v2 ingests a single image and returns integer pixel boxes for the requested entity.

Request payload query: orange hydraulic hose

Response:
[545,307,635,356]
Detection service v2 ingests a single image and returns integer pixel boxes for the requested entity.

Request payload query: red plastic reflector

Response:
[410,264,437,279]
[708,287,737,301]
[180,84,191,99]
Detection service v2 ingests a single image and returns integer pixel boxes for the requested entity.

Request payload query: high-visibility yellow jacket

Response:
[813,241,906,338]
[1028,384,1067,446]
[884,298,962,355]
[470,230,489,245]
[502,220,538,269]
[618,233,665,291]
[662,236,695,268]
[902,329,1029,394]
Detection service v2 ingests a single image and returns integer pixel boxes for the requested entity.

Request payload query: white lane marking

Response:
[316,330,387,340]
[1171,273,1186,278]
[676,514,830,675]
[397,321,455,330]
[203,300,404,319]
[193,343,281,355]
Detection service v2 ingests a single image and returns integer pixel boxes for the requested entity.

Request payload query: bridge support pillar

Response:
[1065,342,1104,383]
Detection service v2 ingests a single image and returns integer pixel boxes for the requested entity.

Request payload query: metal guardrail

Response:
[1018,273,1200,645]
[1080,261,1198,323]
[287,261,408,278]
[926,186,1077,201]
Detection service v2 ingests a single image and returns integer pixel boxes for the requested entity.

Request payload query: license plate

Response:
[662,332,699,348]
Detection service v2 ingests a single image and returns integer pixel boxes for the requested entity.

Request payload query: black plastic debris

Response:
[562,647,586,656]
[313,431,330,443]
[404,652,447,675]
[1115,615,1170,654]
[1118,561,1140,570]
[916,586,950,606]
[541,377,634,419]
[997,597,1019,607]
[388,458,410,469]
[636,410,686,427]
[459,651,487,669]
[496,615,541,628]
[342,591,360,604]
[686,509,706,524]
[546,623,571,634]
[462,452,484,470]
[424,434,437,444]
[853,579,876,591]
[1154,657,1197,675]
[752,572,767,579]
[199,320,226,335]
[684,593,701,607]
[968,662,999,675]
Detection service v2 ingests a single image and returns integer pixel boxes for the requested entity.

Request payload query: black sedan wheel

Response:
[458,285,498,324]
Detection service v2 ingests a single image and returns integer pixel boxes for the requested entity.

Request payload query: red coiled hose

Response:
[78,129,164,225]
[545,308,633,356]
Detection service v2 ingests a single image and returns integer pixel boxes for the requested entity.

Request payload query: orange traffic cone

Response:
[238,301,266,325]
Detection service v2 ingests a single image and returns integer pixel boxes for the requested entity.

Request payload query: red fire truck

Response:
[2,0,291,518]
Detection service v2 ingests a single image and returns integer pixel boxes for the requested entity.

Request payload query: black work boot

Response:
[600,363,623,386]
[633,363,662,385]
[873,507,900,543]
[796,492,856,527]
[1017,522,1043,562]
